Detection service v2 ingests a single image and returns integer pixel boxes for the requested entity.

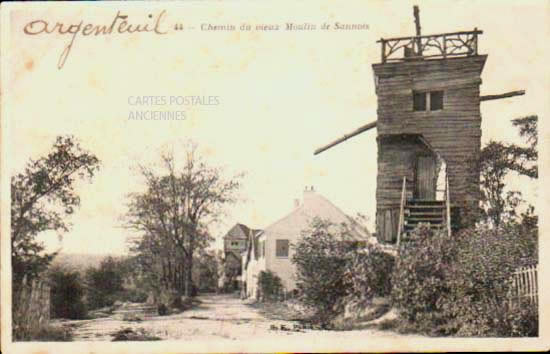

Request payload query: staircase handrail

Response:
[396,176,407,246]
[445,175,451,237]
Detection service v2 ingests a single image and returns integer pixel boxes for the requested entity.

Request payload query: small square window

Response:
[430,91,443,111]
[413,91,444,111]
[413,91,427,111]
[276,239,289,258]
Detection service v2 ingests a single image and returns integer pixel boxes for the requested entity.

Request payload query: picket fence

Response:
[509,264,538,306]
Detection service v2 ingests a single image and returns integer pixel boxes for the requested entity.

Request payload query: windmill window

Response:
[276,239,289,258]
[413,91,444,111]
[430,91,444,111]
[413,91,427,111]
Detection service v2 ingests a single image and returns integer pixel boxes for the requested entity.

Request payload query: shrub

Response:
[49,268,88,320]
[257,271,283,302]
[391,225,452,328]
[291,218,359,324]
[391,222,538,337]
[440,224,537,336]
[504,300,538,337]
[344,244,395,301]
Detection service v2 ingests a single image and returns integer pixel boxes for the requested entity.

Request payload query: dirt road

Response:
[53,293,423,347]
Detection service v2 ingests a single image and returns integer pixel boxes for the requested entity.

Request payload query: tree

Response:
[192,249,219,293]
[11,135,100,290]
[85,257,125,309]
[125,144,241,297]
[478,115,537,227]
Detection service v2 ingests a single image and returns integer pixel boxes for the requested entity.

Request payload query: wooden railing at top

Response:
[445,175,451,238]
[396,176,407,246]
[378,29,482,63]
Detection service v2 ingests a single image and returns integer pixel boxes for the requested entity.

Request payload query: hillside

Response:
[50,253,129,273]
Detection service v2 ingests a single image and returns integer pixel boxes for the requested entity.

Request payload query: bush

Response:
[440,224,537,336]
[391,225,453,334]
[49,268,88,320]
[257,271,283,302]
[391,222,538,337]
[344,244,395,300]
[504,300,538,337]
[292,219,354,324]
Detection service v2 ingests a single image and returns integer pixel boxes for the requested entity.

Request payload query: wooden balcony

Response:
[378,29,482,63]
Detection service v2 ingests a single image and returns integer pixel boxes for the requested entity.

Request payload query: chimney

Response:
[303,185,316,205]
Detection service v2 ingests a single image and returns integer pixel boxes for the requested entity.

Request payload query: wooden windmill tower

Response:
[315,6,524,244]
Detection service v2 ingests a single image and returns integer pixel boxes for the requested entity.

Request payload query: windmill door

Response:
[415,155,436,199]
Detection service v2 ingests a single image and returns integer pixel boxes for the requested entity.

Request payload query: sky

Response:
[3,0,548,255]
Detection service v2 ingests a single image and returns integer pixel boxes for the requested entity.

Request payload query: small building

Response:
[221,223,259,291]
[242,187,371,299]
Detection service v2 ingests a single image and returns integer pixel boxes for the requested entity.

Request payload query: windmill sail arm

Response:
[314,120,377,155]
[480,90,525,102]
[314,89,525,156]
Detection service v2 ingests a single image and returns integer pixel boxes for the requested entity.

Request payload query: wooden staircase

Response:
[403,200,446,235]
[396,175,451,246]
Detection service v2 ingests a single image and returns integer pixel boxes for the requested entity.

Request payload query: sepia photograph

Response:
[1,0,548,352]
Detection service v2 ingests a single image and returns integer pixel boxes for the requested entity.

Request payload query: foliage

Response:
[124,144,242,297]
[291,218,362,323]
[220,251,242,292]
[391,225,453,333]
[478,115,537,227]
[11,135,100,291]
[440,223,537,336]
[344,244,395,301]
[85,257,125,309]
[391,219,538,337]
[119,288,148,303]
[49,267,88,319]
[257,271,283,302]
[511,115,538,176]
[193,250,219,293]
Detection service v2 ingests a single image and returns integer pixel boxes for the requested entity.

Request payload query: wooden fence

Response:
[13,277,51,340]
[509,264,538,306]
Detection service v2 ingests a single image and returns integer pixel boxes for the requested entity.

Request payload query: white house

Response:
[242,187,371,299]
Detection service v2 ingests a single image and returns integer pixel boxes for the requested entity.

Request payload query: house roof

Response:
[262,188,371,241]
[223,223,252,240]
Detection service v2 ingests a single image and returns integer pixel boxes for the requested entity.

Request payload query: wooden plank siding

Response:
[373,56,486,242]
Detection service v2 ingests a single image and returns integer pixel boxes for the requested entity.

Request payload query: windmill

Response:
[314,6,524,245]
